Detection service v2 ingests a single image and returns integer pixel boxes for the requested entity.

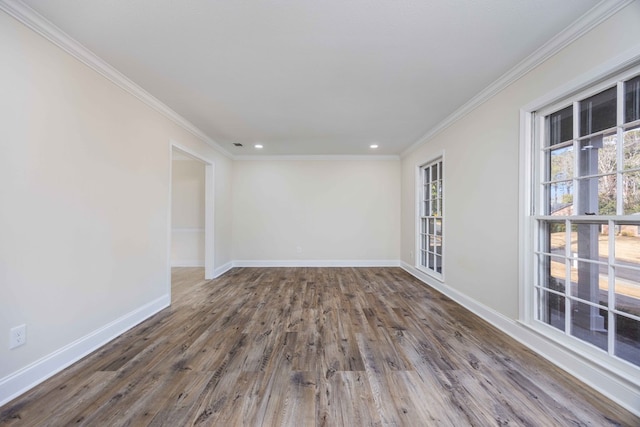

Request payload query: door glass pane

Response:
[615,314,640,367]
[623,126,640,170]
[548,105,573,146]
[625,75,640,124]
[614,267,640,318]
[538,289,565,331]
[580,87,617,136]
[623,172,640,215]
[570,300,608,351]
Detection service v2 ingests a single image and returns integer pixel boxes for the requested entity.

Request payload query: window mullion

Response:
[617,82,624,215]
[573,101,580,216]
[608,219,616,356]
[565,218,572,335]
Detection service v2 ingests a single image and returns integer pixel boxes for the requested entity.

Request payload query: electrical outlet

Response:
[9,324,26,349]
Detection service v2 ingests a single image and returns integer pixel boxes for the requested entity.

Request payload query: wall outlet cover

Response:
[9,324,26,349]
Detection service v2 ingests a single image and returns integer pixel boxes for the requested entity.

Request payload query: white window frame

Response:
[520,54,640,379]
[416,155,445,281]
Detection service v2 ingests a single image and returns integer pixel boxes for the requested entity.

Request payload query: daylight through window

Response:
[534,71,640,368]
[418,159,443,277]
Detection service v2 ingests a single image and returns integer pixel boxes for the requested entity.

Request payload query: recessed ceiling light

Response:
[254,144,263,149]
[370,144,379,149]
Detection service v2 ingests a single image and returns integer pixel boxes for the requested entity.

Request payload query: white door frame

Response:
[168,140,215,292]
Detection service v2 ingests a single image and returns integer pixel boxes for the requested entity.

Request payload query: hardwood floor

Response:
[1,267,638,426]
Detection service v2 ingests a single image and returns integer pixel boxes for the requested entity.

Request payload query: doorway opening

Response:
[169,142,214,301]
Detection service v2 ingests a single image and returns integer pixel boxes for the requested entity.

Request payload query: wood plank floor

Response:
[1,267,638,426]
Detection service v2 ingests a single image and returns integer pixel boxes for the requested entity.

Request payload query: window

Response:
[532,69,640,369]
[418,159,443,277]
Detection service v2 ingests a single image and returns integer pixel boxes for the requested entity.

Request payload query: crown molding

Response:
[0,0,233,159]
[234,154,400,161]
[401,0,634,158]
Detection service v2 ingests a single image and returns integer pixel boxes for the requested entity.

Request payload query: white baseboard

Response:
[0,294,170,408]
[232,259,401,268]
[171,260,204,267]
[400,261,640,418]
[213,261,234,278]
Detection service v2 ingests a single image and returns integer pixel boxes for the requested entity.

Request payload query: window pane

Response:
[623,126,640,170]
[599,175,617,215]
[549,145,574,181]
[570,300,608,351]
[428,252,434,270]
[545,221,566,254]
[428,218,434,235]
[578,134,616,176]
[615,267,640,318]
[548,105,573,146]
[435,219,442,236]
[579,87,617,136]
[622,172,640,214]
[538,289,565,331]
[570,261,608,307]
[547,182,574,215]
[431,163,438,181]
[540,254,566,293]
[616,314,640,367]
[615,230,640,268]
[430,182,437,201]
[434,255,442,274]
[625,75,640,124]
[573,222,608,262]
[577,176,616,215]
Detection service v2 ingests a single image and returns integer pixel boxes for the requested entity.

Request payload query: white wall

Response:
[0,10,233,403]
[232,159,400,263]
[171,159,205,267]
[401,1,640,319]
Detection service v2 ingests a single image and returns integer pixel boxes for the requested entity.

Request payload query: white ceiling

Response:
[20,0,601,156]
